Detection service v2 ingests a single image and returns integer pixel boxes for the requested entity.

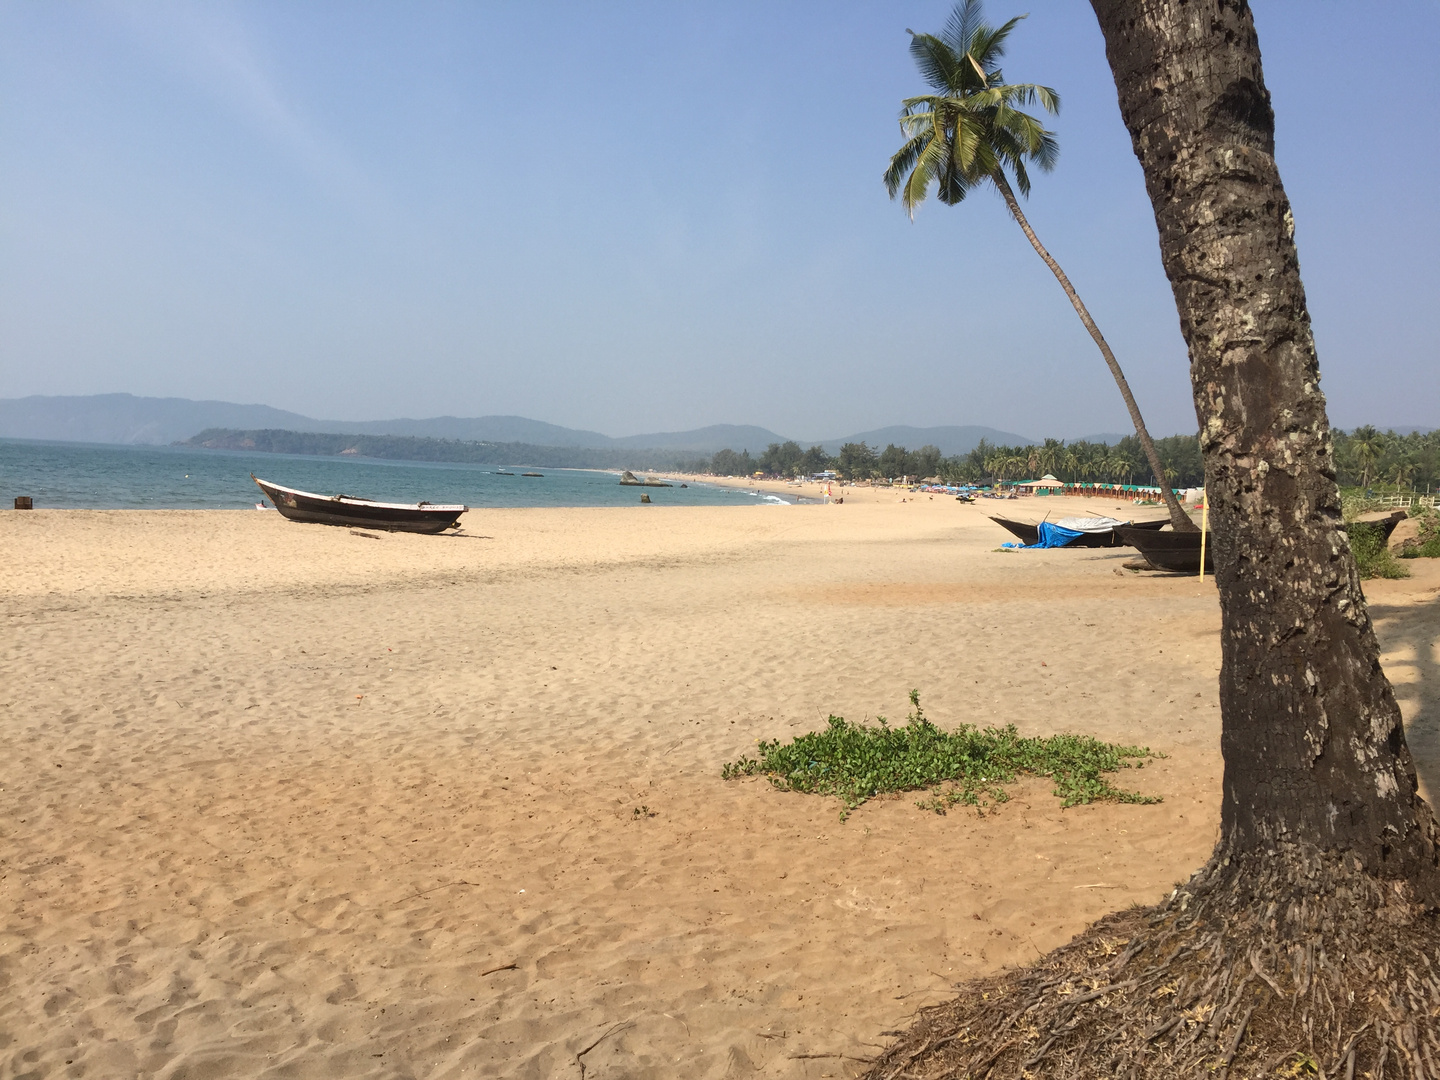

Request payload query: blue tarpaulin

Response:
[1002,521,1085,549]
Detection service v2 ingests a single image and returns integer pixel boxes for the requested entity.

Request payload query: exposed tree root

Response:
[864,846,1440,1079]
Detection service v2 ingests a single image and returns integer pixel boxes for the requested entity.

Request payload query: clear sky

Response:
[2,1,1435,441]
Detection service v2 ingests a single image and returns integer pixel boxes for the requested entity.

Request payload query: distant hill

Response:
[0,393,782,451]
[817,424,1034,457]
[184,428,708,471]
[610,424,787,454]
[0,395,622,448]
[2,393,1279,457]
[330,414,616,447]
[0,393,324,446]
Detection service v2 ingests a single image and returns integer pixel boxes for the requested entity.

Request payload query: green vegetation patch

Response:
[1399,508,1440,560]
[723,692,1160,819]
[1349,521,1410,579]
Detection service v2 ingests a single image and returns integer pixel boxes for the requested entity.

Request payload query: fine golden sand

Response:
[4,494,1437,1078]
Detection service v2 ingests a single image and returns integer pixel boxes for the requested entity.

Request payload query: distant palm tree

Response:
[1108,453,1134,485]
[1350,425,1385,489]
[884,0,1195,530]
[1036,438,1063,477]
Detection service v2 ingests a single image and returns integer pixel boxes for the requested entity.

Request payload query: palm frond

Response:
[884,131,930,198]
[995,82,1062,116]
[968,137,1000,180]
[885,0,1061,213]
[973,15,1026,66]
[902,134,951,215]
[900,93,943,110]
[936,158,972,204]
[994,104,1039,147]
[1032,130,1059,171]
[941,0,987,57]
[908,33,965,92]
[1010,158,1032,197]
[994,107,1059,169]
[952,116,982,173]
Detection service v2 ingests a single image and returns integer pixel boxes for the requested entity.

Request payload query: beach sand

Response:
[3,496,1437,1078]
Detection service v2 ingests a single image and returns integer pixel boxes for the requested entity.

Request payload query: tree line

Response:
[705,433,1206,487]
[1332,426,1440,491]
[185,428,713,473]
[185,426,1434,492]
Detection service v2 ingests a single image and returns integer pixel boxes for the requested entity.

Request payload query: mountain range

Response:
[0,394,1035,457]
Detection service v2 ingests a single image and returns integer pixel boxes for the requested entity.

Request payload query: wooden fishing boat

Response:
[252,476,466,534]
[1117,526,1213,573]
[990,515,1169,548]
[1121,511,1405,574]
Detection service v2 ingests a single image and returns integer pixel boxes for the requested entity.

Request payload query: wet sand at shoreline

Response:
[3,497,1436,1077]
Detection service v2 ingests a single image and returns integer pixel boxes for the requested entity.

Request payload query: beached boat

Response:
[1117,526,1212,573]
[252,476,467,534]
[990,515,1168,549]
[1120,511,1405,574]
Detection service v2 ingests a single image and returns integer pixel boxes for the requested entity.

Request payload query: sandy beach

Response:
[4,496,1437,1078]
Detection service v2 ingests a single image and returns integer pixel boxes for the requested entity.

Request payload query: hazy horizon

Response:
[3,3,1436,438]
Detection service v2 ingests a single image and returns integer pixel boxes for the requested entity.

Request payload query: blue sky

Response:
[1,1,1435,441]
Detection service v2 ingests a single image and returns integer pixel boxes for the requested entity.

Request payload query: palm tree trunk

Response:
[990,169,1196,531]
[1091,0,1437,886]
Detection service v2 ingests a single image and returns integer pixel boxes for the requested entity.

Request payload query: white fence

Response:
[1370,494,1437,510]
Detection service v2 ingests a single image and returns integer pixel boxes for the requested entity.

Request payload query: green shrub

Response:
[1399,509,1440,559]
[1349,522,1409,579]
[723,691,1159,819]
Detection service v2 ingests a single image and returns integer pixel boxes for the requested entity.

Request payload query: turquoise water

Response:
[0,439,792,510]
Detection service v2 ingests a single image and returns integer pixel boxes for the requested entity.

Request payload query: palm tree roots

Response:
[864,845,1440,1079]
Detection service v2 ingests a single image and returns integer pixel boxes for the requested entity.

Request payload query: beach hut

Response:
[1019,474,1066,496]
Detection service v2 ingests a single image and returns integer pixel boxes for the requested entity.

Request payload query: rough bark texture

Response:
[990,170,1195,532]
[861,4,1440,1076]
[1090,0,1438,883]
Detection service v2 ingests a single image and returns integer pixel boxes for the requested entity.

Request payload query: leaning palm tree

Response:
[884,0,1195,530]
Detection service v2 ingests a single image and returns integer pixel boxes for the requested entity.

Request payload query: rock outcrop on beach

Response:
[618,470,672,487]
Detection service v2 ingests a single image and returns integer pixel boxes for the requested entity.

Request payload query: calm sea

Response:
[0,439,792,510]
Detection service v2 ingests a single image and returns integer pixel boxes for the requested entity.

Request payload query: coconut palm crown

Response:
[883,0,1059,215]
[883,0,1197,530]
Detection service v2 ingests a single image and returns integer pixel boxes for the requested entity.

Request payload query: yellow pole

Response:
[1198,488,1209,581]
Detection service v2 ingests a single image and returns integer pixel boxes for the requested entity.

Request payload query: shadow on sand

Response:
[1371,596,1440,800]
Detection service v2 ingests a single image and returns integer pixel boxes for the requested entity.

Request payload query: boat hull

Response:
[253,477,466,534]
[990,516,1169,548]
[1117,526,1213,573]
[1119,512,1403,574]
